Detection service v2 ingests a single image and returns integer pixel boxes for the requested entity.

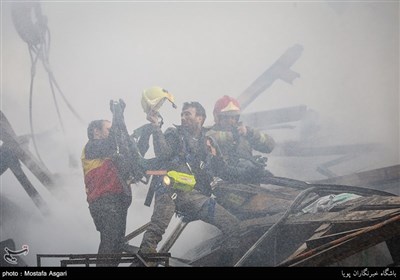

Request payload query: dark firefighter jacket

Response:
[81,137,132,204]
[153,125,213,197]
[206,124,275,184]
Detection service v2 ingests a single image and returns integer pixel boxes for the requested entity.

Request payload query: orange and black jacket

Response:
[81,138,127,204]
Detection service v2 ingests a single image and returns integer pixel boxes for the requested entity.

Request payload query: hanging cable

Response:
[28,44,46,166]
[12,1,86,168]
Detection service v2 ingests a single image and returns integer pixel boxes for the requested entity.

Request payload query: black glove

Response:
[109,100,117,113]
[110,99,125,114]
[118,98,126,113]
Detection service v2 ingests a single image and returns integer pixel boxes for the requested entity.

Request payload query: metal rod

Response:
[159,219,188,253]
[124,222,151,242]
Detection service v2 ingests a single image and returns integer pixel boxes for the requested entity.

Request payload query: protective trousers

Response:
[140,188,240,255]
[89,194,130,266]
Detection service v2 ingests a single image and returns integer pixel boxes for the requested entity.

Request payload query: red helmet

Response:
[213,95,241,117]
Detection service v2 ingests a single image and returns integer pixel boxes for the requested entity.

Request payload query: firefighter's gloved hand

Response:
[118,98,126,113]
[236,123,247,136]
[254,155,267,166]
[109,100,116,113]
[109,99,125,114]
[206,136,221,157]
[206,137,218,156]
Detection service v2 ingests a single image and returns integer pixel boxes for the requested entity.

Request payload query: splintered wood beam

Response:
[0,110,56,190]
[9,161,49,214]
[237,44,303,110]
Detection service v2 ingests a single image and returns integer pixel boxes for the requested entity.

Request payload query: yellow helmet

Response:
[141,86,176,114]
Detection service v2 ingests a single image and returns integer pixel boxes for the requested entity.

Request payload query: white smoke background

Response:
[1,1,399,266]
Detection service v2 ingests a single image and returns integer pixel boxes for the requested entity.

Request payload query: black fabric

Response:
[84,138,115,160]
[89,193,130,266]
[163,126,213,196]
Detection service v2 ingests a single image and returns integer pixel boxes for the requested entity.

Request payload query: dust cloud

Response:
[1,1,398,266]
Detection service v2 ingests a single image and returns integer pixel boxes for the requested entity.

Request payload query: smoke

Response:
[1,1,399,266]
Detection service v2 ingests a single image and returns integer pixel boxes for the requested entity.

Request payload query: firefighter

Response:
[206,95,275,184]
[81,119,132,266]
[136,89,240,265]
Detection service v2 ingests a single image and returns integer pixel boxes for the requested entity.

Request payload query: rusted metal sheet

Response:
[286,209,400,224]
[286,196,400,224]
[279,214,400,266]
